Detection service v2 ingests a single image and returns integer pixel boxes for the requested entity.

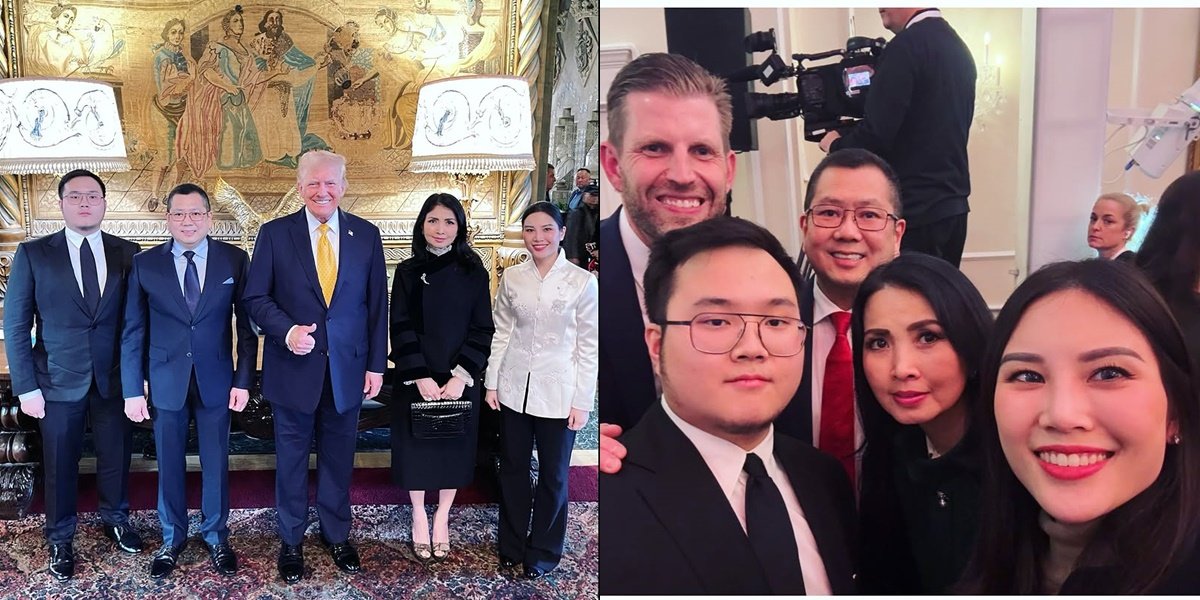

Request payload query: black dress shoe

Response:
[523,565,547,580]
[102,523,144,554]
[320,535,361,574]
[48,543,74,581]
[149,543,186,579]
[206,541,238,576]
[499,557,519,569]
[278,543,304,583]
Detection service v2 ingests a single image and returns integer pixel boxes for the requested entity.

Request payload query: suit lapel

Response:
[599,208,657,422]
[776,440,855,594]
[630,405,770,594]
[288,209,325,307]
[95,232,124,317]
[331,209,352,306]
[156,241,191,318]
[47,230,89,315]
[194,238,228,318]
[777,279,816,443]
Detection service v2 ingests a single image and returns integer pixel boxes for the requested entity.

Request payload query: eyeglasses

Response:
[167,210,210,222]
[63,193,104,206]
[807,204,898,232]
[659,312,807,356]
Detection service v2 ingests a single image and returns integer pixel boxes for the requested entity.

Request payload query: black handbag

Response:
[410,398,471,439]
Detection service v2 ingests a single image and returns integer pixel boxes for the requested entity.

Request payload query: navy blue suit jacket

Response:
[120,238,258,410]
[598,207,657,430]
[4,230,139,403]
[243,208,388,414]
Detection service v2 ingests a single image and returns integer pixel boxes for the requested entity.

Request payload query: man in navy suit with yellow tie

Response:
[3,169,143,581]
[243,149,388,583]
[120,183,258,579]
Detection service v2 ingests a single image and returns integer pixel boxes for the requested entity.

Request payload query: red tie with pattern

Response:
[819,311,855,487]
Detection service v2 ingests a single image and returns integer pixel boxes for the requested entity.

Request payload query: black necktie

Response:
[79,237,100,314]
[183,250,200,315]
[743,452,807,594]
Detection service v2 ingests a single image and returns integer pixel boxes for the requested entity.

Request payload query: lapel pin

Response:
[348,229,354,237]
[420,273,430,286]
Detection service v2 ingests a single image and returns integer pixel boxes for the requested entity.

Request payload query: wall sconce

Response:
[975,32,1007,130]
[409,75,535,246]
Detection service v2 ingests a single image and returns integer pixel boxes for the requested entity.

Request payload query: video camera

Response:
[728,29,886,142]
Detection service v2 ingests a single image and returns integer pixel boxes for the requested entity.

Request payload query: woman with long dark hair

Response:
[1135,170,1200,363]
[851,253,992,593]
[390,193,494,563]
[485,201,598,579]
[960,259,1200,593]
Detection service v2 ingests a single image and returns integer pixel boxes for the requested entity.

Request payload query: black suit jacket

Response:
[831,14,976,227]
[4,229,139,402]
[598,207,657,430]
[600,402,857,595]
[776,278,817,444]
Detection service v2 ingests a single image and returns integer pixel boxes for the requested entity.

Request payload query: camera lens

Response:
[746,92,801,120]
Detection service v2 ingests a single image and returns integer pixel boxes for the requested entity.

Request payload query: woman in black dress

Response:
[852,253,993,593]
[390,193,494,563]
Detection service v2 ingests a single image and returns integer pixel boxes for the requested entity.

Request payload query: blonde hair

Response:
[296,150,347,184]
[1096,192,1150,231]
[605,52,732,152]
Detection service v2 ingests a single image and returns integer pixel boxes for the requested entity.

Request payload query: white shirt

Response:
[63,227,107,298]
[485,251,598,418]
[809,281,864,453]
[905,8,943,29]
[171,237,208,294]
[618,207,651,327]
[662,398,833,595]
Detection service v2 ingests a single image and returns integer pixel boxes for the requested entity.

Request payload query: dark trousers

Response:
[40,380,132,544]
[271,370,361,545]
[154,371,231,547]
[900,213,969,268]
[498,405,576,571]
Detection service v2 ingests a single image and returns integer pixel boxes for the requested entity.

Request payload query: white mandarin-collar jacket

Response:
[485,251,599,419]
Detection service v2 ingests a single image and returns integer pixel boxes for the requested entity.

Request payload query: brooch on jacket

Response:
[420,273,430,285]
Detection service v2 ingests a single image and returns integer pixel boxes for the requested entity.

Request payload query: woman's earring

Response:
[1170,433,1183,445]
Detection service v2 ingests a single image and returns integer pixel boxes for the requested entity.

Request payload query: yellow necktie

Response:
[317,223,337,305]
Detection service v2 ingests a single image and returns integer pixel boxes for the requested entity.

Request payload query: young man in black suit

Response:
[820,8,974,267]
[3,169,144,580]
[600,217,856,595]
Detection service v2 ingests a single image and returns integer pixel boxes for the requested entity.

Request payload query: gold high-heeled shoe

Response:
[432,541,450,563]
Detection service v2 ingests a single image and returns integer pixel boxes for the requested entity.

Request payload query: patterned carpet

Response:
[0,503,598,599]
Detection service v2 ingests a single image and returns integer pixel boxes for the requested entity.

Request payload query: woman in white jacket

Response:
[485,201,599,579]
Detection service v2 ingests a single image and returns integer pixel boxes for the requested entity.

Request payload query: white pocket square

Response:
[222,277,234,285]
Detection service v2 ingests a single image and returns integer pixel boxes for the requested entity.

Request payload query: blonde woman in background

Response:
[1087,192,1149,262]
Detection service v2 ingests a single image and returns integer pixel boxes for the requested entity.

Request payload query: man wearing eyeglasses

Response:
[600,216,855,595]
[3,169,143,580]
[119,182,258,579]
[777,148,906,484]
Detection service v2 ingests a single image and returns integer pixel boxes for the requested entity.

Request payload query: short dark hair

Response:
[851,253,994,581]
[804,148,903,215]
[576,167,591,174]
[960,259,1200,593]
[165,182,211,212]
[58,169,105,199]
[521,201,563,228]
[546,163,554,171]
[644,217,804,325]
[1135,170,1200,302]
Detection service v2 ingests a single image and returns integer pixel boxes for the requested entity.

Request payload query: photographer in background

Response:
[819,8,975,267]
